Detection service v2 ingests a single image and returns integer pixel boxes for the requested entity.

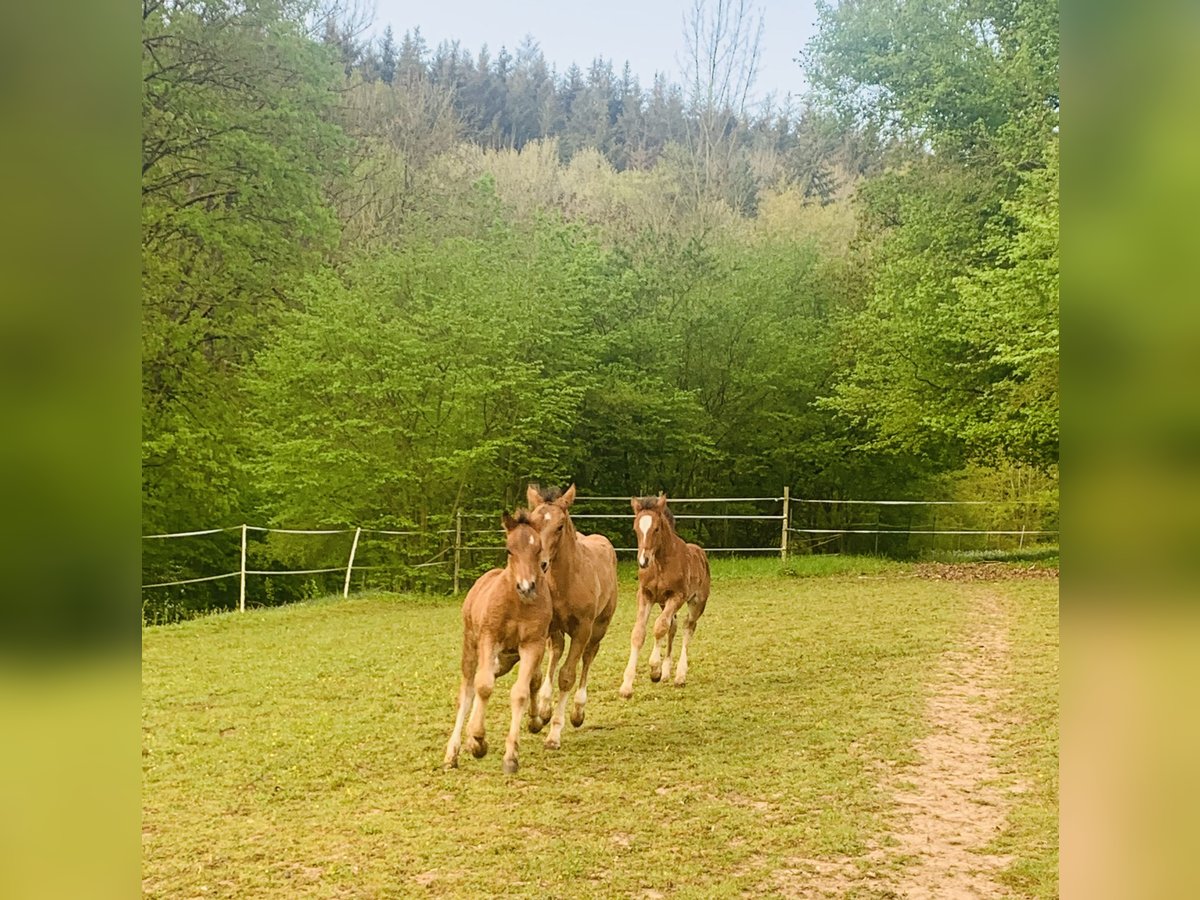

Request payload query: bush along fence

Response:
[141,491,1058,624]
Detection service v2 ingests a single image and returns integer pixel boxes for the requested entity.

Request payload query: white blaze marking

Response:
[544,512,552,521]
[529,535,535,545]
[638,515,652,566]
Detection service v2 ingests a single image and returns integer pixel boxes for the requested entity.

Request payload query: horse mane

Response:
[530,484,563,503]
[633,496,675,529]
[509,508,536,526]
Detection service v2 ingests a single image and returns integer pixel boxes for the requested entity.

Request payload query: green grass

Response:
[926,544,1060,566]
[142,561,1057,898]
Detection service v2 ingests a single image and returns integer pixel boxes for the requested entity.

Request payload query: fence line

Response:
[142,524,453,540]
[578,495,782,503]
[790,528,1058,536]
[142,489,1058,601]
[246,526,353,535]
[142,571,240,589]
[244,566,347,576]
[789,498,1043,506]
[570,513,784,520]
[143,526,239,539]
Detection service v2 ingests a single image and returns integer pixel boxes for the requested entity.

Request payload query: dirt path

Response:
[888,588,1021,898]
[772,587,1023,898]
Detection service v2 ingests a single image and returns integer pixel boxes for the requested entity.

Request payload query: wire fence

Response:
[141,488,1058,623]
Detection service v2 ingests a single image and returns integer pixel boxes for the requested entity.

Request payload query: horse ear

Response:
[561,484,577,507]
[630,496,639,513]
[525,484,541,509]
[656,492,668,510]
[502,512,517,532]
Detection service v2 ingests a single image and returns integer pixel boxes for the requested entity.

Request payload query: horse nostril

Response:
[540,560,549,573]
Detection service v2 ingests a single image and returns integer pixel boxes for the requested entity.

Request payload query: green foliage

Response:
[807,0,1059,164]
[142,0,347,539]
[806,0,1059,472]
[142,0,1059,619]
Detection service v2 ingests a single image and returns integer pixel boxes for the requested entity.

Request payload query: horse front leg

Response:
[619,588,653,699]
[532,630,563,731]
[650,595,686,683]
[546,622,592,750]
[465,642,496,759]
[572,636,602,727]
[503,640,543,774]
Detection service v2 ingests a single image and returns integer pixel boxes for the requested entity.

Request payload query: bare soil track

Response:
[778,586,1033,898]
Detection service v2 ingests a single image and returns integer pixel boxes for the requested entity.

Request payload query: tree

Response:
[142,0,346,535]
[680,0,765,217]
[805,0,1059,471]
[805,0,1059,167]
[379,25,397,83]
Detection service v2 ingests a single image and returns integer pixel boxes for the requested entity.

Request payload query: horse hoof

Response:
[528,716,545,734]
[618,685,633,699]
[544,736,561,751]
[570,710,584,728]
[443,757,458,770]
[673,678,686,687]
[649,669,662,683]
[469,737,488,759]
[502,757,519,774]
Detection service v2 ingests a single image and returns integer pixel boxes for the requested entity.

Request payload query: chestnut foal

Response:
[619,493,710,698]
[526,484,618,750]
[443,509,552,774]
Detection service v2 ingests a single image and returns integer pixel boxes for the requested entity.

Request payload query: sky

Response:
[366,0,822,102]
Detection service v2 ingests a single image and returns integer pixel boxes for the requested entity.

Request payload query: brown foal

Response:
[443,509,552,774]
[619,493,710,698]
[526,484,619,750]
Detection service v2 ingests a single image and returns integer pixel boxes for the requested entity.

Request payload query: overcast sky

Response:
[367,1,821,101]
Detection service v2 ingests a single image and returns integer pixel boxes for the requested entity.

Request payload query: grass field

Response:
[142,556,1058,898]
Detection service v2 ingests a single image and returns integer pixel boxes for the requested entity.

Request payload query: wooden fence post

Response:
[453,510,463,594]
[343,527,362,598]
[780,486,790,561]
[239,523,247,612]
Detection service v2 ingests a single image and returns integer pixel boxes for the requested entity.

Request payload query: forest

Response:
[142,0,1059,621]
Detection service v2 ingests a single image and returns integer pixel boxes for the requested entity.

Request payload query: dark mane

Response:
[531,484,563,503]
[509,508,535,526]
[633,496,675,528]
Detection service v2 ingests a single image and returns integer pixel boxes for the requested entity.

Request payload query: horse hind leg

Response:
[443,675,475,769]
[662,616,678,682]
[650,597,685,683]
[674,598,702,687]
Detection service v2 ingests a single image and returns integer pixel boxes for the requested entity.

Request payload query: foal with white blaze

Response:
[526,484,618,750]
[619,493,710,698]
[443,509,551,774]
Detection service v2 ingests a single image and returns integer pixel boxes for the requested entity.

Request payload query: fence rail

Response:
[142,489,1058,609]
